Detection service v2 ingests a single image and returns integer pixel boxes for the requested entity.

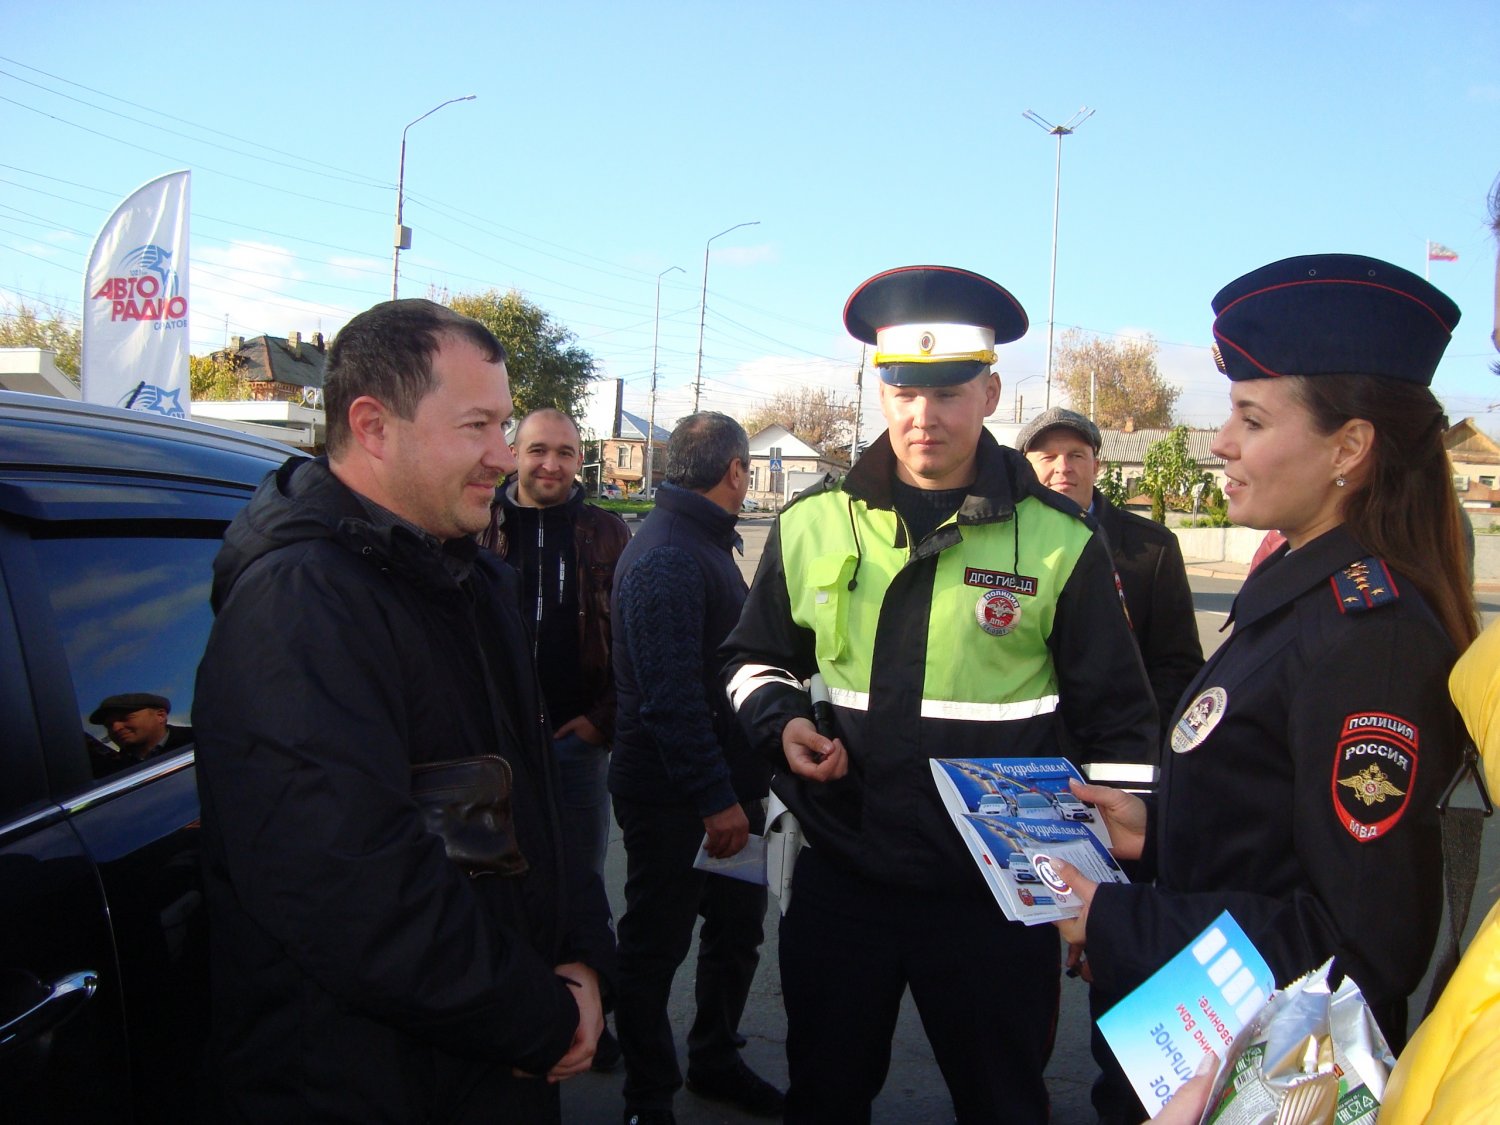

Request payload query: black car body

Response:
[0,391,291,1122]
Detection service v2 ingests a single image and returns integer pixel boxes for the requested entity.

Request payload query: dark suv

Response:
[0,390,291,1122]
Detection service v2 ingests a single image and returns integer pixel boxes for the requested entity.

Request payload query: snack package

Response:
[1200,959,1394,1125]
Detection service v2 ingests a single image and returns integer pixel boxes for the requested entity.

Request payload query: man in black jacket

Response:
[610,412,781,1125]
[194,299,613,1124]
[482,408,630,884]
[1019,406,1203,727]
[1018,405,1202,1124]
[480,406,631,1071]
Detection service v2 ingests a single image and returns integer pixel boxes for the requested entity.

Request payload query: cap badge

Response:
[919,331,935,353]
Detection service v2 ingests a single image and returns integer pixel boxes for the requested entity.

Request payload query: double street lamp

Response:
[1022,106,1094,410]
[693,220,760,412]
[645,265,685,500]
[391,94,477,300]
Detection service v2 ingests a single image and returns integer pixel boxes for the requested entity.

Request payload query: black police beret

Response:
[90,692,170,724]
[844,265,1029,386]
[1211,253,1459,385]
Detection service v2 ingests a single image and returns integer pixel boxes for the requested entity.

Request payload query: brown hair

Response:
[324,299,506,457]
[1288,374,1478,650]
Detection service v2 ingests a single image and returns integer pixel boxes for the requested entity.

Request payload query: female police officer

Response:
[1056,254,1481,1119]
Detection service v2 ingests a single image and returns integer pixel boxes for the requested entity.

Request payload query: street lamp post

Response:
[646,264,684,500]
[1010,373,1043,423]
[391,94,477,301]
[693,220,760,412]
[1022,106,1094,410]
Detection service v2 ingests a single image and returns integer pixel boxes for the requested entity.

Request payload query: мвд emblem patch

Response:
[1332,712,1417,842]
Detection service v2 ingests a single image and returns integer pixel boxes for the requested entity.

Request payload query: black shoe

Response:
[685,1058,785,1117]
[592,1026,622,1073]
[622,1109,675,1125]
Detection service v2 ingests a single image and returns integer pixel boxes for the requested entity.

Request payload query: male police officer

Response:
[1018,406,1203,727]
[722,266,1158,1123]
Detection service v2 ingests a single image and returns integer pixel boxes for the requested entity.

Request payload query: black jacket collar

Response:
[845,428,1090,532]
[845,429,1021,523]
[653,481,741,551]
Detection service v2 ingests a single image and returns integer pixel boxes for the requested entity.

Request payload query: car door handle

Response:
[0,969,99,1055]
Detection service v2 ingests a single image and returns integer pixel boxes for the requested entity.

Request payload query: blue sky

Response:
[2,0,1497,440]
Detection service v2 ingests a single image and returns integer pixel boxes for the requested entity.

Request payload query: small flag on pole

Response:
[1427,241,1459,262]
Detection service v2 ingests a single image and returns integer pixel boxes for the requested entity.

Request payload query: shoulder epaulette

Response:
[1329,556,1401,614]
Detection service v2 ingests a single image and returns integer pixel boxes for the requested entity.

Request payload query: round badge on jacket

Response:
[975,589,1022,636]
[1172,687,1228,753]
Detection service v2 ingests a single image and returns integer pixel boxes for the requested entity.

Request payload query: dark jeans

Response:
[613,796,768,1110]
[552,730,611,880]
[779,847,1059,1125]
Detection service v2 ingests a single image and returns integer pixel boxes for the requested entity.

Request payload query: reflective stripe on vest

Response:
[827,684,1061,722]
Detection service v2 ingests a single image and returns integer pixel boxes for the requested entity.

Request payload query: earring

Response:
[1335,476,1347,488]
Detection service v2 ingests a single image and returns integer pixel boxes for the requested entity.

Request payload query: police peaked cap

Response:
[844,265,1029,386]
[1211,253,1460,385]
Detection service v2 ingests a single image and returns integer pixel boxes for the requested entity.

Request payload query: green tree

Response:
[1095,461,1130,507]
[1140,425,1212,523]
[0,300,81,380]
[189,352,249,401]
[1055,329,1179,429]
[441,288,597,418]
[742,385,856,462]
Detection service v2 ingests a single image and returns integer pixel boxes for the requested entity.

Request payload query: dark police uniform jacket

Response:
[721,431,1158,893]
[1087,525,1462,1048]
[1092,488,1204,728]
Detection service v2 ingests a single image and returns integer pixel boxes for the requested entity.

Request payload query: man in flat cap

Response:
[1018,406,1202,729]
[722,266,1158,1123]
[89,692,194,775]
[1017,405,1202,1120]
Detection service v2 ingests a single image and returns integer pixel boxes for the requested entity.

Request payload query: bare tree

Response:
[742,386,855,462]
[1054,329,1178,428]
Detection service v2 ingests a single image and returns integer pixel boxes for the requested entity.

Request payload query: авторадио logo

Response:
[92,244,188,329]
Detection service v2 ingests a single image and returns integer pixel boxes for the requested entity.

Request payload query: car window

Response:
[31,532,218,786]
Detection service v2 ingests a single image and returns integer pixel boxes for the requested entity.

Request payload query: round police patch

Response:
[1031,853,1072,898]
[975,588,1022,636]
[1172,687,1227,754]
[1333,712,1417,842]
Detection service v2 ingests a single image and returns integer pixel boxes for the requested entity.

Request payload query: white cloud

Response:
[712,243,777,268]
[189,240,356,349]
[327,254,388,278]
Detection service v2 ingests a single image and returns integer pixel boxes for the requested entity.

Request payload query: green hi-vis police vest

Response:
[777,484,1096,722]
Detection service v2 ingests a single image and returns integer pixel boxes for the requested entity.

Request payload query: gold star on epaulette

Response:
[1343,596,1361,605]
[1345,562,1373,595]
[1338,764,1405,807]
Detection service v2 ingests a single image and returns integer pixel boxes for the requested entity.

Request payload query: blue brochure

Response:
[1096,911,1274,1117]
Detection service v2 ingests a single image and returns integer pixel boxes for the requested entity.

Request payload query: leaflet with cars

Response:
[930,756,1127,925]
